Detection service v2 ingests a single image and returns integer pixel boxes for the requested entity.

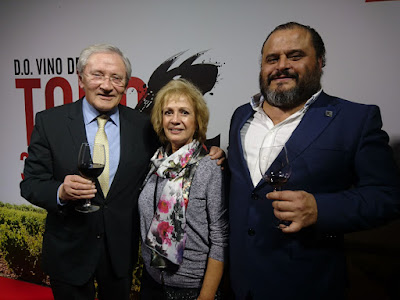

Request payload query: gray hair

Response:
[77,44,132,86]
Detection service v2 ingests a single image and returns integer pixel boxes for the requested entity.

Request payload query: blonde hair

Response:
[151,78,209,145]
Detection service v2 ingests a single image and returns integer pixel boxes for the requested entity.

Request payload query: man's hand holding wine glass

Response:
[58,174,97,202]
[267,190,318,233]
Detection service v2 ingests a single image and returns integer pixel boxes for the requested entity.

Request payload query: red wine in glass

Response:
[78,163,104,179]
[76,143,105,213]
[264,172,289,190]
[259,145,292,228]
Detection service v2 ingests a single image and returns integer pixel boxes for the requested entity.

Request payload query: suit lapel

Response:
[286,92,341,164]
[106,105,130,200]
[66,99,87,154]
[231,104,257,189]
[252,92,340,190]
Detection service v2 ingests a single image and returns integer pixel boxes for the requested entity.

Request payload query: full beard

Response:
[259,66,322,110]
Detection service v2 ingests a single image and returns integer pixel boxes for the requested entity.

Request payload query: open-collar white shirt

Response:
[241,90,322,187]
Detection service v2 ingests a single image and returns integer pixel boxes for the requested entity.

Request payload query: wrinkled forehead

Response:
[86,52,126,72]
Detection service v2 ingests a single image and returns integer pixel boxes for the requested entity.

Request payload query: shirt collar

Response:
[250,89,323,113]
[82,97,120,126]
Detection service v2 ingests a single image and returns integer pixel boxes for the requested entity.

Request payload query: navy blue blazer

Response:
[21,99,158,285]
[227,91,400,299]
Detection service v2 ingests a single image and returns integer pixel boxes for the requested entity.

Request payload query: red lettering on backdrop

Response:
[20,152,28,180]
[45,77,73,109]
[120,77,147,106]
[15,78,41,145]
[79,85,85,99]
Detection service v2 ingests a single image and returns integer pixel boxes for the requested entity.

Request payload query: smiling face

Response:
[162,95,197,153]
[78,52,127,112]
[260,27,322,109]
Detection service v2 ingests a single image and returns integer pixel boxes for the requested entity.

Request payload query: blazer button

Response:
[248,228,255,236]
[251,193,258,200]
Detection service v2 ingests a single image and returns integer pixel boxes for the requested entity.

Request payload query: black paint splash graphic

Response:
[135,50,222,147]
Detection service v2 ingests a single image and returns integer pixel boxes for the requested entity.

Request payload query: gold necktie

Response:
[95,115,109,197]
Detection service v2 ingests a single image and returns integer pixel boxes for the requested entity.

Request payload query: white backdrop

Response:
[1,0,399,205]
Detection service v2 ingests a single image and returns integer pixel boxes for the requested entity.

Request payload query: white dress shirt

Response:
[241,90,321,187]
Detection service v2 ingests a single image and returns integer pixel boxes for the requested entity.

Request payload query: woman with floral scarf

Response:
[138,79,228,300]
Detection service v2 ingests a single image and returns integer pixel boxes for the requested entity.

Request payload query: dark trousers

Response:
[140,268,165,300]
[50,236,132,300]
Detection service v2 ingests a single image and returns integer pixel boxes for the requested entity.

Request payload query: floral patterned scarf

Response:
[144,140,207,265]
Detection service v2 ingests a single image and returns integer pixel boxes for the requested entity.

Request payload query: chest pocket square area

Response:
[325,110,333,117]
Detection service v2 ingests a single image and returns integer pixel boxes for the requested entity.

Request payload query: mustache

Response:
[267,70,298,84]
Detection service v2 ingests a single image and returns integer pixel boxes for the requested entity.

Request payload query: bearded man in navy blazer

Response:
[20,44,159,299]
[228,22,400,300]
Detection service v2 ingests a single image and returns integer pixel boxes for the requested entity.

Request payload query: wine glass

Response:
[76,143,105,213]
[259,144,292,228]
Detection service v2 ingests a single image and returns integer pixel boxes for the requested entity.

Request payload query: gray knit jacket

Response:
[138,155,228,288]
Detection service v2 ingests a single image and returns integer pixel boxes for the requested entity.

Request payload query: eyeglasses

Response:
[84,72,126,87]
